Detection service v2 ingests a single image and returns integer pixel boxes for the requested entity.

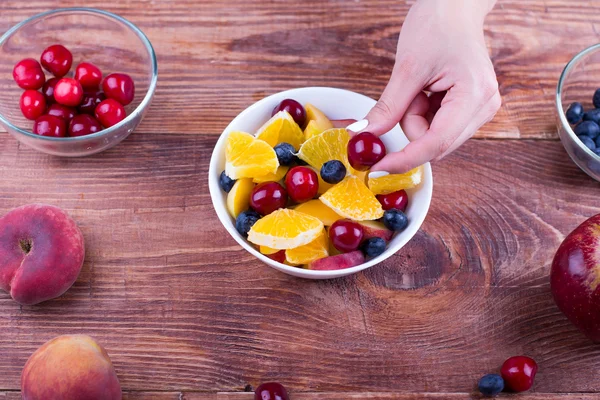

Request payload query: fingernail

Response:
[368,171,389,179]
[347,119,369,132]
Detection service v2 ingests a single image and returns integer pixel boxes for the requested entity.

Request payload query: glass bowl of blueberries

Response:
[557,43,600,181]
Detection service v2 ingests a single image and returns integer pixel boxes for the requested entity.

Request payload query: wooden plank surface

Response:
[0,0,599,138]
[0,132,599,396]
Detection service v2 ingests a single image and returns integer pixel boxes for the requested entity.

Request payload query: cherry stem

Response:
[19,239,32,254]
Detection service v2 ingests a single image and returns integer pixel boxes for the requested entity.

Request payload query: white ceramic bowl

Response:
[209,87,433,279]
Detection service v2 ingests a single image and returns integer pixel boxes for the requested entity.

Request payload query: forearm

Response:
[415,0,497,25]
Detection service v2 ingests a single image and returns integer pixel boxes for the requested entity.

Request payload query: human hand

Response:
[351,0,501,174]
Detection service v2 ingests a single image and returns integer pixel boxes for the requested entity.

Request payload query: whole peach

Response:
[0,204,85,305]
[21,335,122,400]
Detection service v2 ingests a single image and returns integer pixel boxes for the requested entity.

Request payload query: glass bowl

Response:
[556,43,600,181]
[0,8,158,157]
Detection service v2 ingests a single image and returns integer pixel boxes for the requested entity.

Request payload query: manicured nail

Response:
[368,171,389,179]
[347,119,368,132]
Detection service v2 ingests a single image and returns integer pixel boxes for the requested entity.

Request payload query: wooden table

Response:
[1,1,600,399]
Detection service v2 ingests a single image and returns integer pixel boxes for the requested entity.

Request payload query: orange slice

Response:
[226,178,255,218]
[294,199,342,226]
[248,209,324,250]
[285,230,329,265]
[255,111,304,150]
[367,167,423,195]
[297,128,353,174]
[259,245,279,255]
[320,176,384,221]
[225,131,279,179]
[253,166,289,184]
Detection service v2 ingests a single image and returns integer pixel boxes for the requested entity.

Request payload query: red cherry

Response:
[377,190,408,212]
[254,382,290,400]
[19,90,46,120]
[285,166,319,203]
[47,104,77,123]
[95,99,126,128]
[501,356,538,393]
[78,91,106,115]
[102,73,135,105]
[54,78,84,107]
[41,78,59,104]
[33,115,66,137]
[250,182,288,215]
[272,99,306,128]
[13,59,45,90]
[75,62,103,90]
[347,132,387,171]
[330,220,364,253]
[40,44,72,77]
[69,114,103,137]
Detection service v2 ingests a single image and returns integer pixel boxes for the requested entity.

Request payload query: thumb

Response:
[355,60,425,136]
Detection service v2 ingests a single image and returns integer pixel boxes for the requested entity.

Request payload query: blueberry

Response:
[596,135,600,148]
[594,89,600,109]
[219,171,236,193]
[594,147,600,156]
[478,374,504,397]
[235,210,261,237]
[361,237,387,258]
[575,120,600,139]
[320,160,347,184]
[382,209,408,232]
[566,102,584,125]
[583,109,600,125]
[274,143,297,166]
[579,135,596,151]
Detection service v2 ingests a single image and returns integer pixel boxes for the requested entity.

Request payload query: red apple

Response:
[551,214,600,341]
[0,204,85,305]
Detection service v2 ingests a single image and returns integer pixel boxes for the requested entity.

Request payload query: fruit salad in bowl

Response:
[209,87,433,279]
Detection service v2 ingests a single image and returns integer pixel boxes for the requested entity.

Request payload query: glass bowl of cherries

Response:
[0,8,158,157]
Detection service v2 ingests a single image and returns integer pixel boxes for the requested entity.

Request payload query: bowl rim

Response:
[556,42,600,161]
[208,86,433,278]
[0,7,158,142]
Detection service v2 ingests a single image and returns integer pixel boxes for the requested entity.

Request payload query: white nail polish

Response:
[368,171,389,179]
[347,119,368,132]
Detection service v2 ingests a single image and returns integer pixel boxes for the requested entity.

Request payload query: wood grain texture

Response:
[0,131,599,396]
[0,0,597,138]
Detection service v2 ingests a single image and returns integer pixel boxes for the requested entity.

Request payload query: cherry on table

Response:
[78,91,106,115]
[330,219,364,253]
[285,166,318,203]
[501,356,538,393]
[250,182,288,216]
[19,90,46,120]
[95,99,126,128]
[47,104,77,123]
[377,190,408,212]
[75,62,103,90]
[254,382,289,400]
[40,44,72,77]
[33,115,66,137]
[102,73,135,105]
[69,114,103,137]
[13,59,45,90]
[54,78,84,107]
[347,132,386,171]
[41,78,59,104]
[272,99,306,128]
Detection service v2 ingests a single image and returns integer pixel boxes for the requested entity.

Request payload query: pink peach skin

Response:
[21,335,122,400]
[0,204,85,305]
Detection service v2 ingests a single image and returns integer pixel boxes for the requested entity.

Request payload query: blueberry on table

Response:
[579,135,596,151]
[583,108,600,124]
[382,209,408,232]
[235,210,260,237]
[219,171,236,193]
[361,237,387,258]
[274,142,297,166]
[478,374,504,397]
[575,120,600,139]
[594,88,600,109]
[320,160,347,184]
[566,102,584,124]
